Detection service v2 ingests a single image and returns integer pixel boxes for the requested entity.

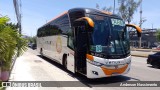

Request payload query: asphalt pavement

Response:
[5,48,160,90]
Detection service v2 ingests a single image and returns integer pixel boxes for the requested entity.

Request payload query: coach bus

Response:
[37,8,142,78]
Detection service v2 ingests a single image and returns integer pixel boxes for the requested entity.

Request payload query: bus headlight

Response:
[87,60,103,66]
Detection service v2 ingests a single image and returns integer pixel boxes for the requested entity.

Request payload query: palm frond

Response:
[0,16,28,70]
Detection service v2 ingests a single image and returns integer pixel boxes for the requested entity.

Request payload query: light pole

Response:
[113,0,115,14]
[139,0,143,48]
[13,0,22,34]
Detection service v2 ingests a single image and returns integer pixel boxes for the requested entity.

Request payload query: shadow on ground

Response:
[37,55,140,87]
[147,65,160,69]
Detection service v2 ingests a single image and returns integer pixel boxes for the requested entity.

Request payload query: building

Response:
[129,28,159,48]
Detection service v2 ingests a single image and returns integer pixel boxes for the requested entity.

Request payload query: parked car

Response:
[28,43,32,47]
[157,45,160,50]
[149,44,157,49]
[30,43,37,49]
[147,52,160,68]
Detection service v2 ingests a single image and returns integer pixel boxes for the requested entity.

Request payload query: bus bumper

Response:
[86,61,131,78]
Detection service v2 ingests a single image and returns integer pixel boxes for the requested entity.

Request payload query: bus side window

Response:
[67,28,74,50]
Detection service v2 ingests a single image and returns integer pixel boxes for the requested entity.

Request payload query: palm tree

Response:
[96,3,113,12]
[0,16,27,81]
[119,0,142,24]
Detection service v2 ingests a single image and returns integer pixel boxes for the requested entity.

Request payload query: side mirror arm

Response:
[126,24,142,37]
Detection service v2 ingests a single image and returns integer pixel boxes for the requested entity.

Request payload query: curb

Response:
[131,54,148,58]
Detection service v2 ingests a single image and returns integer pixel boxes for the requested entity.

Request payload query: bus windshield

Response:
[89,15,130,59]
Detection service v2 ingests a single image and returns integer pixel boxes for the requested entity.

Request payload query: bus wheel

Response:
[40,49,43,57]
[63,55,67,69]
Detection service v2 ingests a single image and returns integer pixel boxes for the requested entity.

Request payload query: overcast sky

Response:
[0,0,160,36]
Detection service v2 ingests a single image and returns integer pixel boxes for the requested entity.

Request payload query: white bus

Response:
[37,8,142,78]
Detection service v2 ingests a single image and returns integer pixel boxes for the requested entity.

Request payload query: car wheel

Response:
[152,62,160,69]
[147,59,149,64]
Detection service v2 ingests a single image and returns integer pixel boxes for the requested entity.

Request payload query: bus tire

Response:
[40,48,43,57]
[63,54,67,69]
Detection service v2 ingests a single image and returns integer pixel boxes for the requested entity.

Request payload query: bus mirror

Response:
[126,24,142,37]
[73,20,86,27]
[74,17,94,32]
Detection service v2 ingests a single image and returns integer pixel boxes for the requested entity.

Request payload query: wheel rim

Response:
[154,64,159,68]
[153,62,159,68]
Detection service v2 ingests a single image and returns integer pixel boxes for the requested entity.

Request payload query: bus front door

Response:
[74,25,87,75]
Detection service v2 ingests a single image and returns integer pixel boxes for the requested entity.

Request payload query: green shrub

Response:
[0,16,27,71]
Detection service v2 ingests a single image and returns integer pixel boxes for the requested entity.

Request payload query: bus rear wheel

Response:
[40,49,43,57]
[63,55,67,69]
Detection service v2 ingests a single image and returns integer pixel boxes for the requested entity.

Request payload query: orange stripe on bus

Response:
[46,11,68,24]
[101,10,112,15]
[86,54,94,61]
[101,64,128,76]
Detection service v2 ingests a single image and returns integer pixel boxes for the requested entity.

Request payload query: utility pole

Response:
[13,0,22,34]
[139,0,143,48]
[113,0,115,14]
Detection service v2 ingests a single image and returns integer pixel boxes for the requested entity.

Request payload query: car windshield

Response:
[88,15,130,59]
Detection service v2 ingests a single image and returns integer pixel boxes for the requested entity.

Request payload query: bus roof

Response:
[68,8,120,18]
[44,11,68,27]
[39,8,121,29]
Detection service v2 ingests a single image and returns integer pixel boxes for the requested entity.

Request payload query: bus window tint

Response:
[91,15,110,46]
[68,28,74,49]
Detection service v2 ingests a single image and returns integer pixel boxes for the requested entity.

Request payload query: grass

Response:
[0,87,5,90]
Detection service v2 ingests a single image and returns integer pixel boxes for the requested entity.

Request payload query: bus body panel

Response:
[36,8,141,78]
[86,56,131,78]
[87,62,131,78]
[66,48,75,73]
[37,35,75,73]
[59,35,75,73]
[37,36,62,63]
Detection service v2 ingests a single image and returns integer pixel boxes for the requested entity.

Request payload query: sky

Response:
[0,0,160,36]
